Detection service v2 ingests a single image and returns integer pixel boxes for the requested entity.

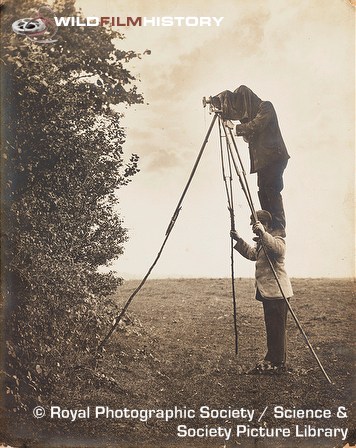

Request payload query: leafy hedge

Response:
[1,0,145,412]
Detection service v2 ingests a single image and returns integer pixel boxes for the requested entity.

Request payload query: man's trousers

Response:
[257,160,287,234]
[262,298,289,366]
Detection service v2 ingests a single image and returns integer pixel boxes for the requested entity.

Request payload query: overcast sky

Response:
[78,0,355,279]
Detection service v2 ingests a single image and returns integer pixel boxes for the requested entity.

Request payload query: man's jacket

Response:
[233,231,293,299]
[212,86,290,173]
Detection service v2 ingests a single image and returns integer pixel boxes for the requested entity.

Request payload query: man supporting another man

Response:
[230,210,293,373]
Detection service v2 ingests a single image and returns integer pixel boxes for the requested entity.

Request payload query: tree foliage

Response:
[1,0,145,411]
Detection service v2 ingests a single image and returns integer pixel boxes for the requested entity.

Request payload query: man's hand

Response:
[235,124,246,136]
[230,230,240,241]
[252,221,265,235]
[223,120,234,130]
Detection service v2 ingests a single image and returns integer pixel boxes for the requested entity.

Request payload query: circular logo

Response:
[12,6,58,44]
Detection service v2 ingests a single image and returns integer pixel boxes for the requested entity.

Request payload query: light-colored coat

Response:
[234,232,293,299]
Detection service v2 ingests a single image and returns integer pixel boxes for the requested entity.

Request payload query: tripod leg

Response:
[97,114,218,352]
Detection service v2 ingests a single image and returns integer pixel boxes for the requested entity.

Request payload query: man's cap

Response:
[250,210,272,225]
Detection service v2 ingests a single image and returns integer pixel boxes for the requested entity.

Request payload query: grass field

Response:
[2,278,355,448]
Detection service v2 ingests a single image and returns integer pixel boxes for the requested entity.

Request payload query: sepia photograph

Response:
[1,0,355,447]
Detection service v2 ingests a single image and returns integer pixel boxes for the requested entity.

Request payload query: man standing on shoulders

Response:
[230,210,293,373]
[213,85,290,237]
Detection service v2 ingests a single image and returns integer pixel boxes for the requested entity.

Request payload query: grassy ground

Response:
[2,278,355,448]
